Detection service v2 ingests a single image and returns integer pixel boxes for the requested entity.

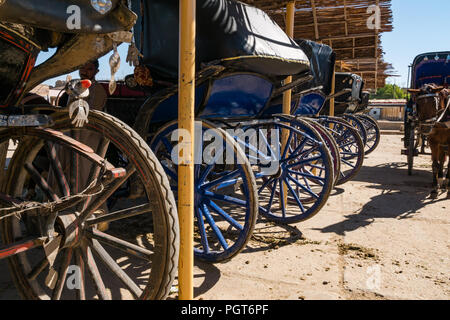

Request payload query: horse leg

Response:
[429,138,440,199]
[446,152,450,198]
[437,147,445,188]
[420,136,426,154]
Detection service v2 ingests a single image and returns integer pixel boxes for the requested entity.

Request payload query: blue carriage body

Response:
[148,73,275,125]
[411,52,450,89]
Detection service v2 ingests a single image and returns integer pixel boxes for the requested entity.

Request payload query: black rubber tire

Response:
[304,119,341,187]
[343,114,368,147]
[355,114,381,155]
[316,116,365,185]
[1,110,179,300]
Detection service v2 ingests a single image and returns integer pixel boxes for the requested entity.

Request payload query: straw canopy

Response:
[241,0,395,91]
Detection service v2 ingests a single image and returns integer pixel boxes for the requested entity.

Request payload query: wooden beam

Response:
[310,0,320,40]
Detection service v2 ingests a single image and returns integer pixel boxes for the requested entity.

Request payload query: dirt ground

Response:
[1,134,449,300]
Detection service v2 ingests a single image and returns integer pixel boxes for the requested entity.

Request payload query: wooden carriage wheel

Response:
[0,110,179,300]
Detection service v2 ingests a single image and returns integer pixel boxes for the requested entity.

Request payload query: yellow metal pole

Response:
[178,0,195,301]
[329,70,335,117]
[281,1,295,208]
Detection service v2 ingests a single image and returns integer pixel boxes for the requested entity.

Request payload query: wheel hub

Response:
[56,214,83,248]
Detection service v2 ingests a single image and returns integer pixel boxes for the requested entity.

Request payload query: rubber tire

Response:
[1,110,179,300]
[304,119,341,187]
[355,114,381,155]
[343,114,368,147]
[317,116,365,185]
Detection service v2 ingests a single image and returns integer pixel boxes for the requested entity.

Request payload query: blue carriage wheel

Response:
[355,114,381,155]
[343,114,368,146]
[316,117,365,185]
[239,117,334,224]
[303,119,342,187]
[150,120,258,263]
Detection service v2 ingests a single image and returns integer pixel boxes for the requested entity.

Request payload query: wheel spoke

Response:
[258,177,276,194]
[87,229,153,261]
[52,248,73,300]
[287,174,319,199]
[24,163,60,202]
[27,257,49,281]
[161,137,174,155]
[80,245,110,300]
[281,130,294,159]
[206,200,244,231]
[198,149,224,184]
[195,207,210,253]
[79,164,137,222]
[45,142,70,198]
[75,248,86,300]
[282,142,319,164]
[338,140,357,149]
[283,136,308,161]
[286,155,323,168]
[260,179,277,214]
[90,239,143,299]
[81,138,111,211]
[200,205,229,250]
[341,159,356,168]
[279,179,286,218]
[70,129,81,195]
[204,191,247,207]
[284,178,306,214]
[86,203,152,227]
[287,169,325,182]
[201,170,240,190]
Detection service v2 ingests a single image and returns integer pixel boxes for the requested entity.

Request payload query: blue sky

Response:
[39,0,450,88]
[383,0,450,87]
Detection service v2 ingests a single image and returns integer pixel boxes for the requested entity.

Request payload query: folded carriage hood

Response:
[295,39,336,96]
[131,0,310,80]
[0,0,136,34]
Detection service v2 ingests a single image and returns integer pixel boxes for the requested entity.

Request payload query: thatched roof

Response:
[240,0,395,91]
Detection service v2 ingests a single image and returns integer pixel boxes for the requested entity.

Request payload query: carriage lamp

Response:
[91,0,113,14]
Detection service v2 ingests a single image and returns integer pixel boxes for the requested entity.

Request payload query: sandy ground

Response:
[1,134,449,300]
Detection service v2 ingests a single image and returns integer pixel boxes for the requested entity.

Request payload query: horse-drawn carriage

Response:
[403,52,450,176]
[0,0,380,300]
[403,51,450,197]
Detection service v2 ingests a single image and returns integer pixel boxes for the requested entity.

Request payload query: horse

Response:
[408,85,450,198]
[429,88,450,198]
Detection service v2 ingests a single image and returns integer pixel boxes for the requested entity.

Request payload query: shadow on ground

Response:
[315,162,448,236]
